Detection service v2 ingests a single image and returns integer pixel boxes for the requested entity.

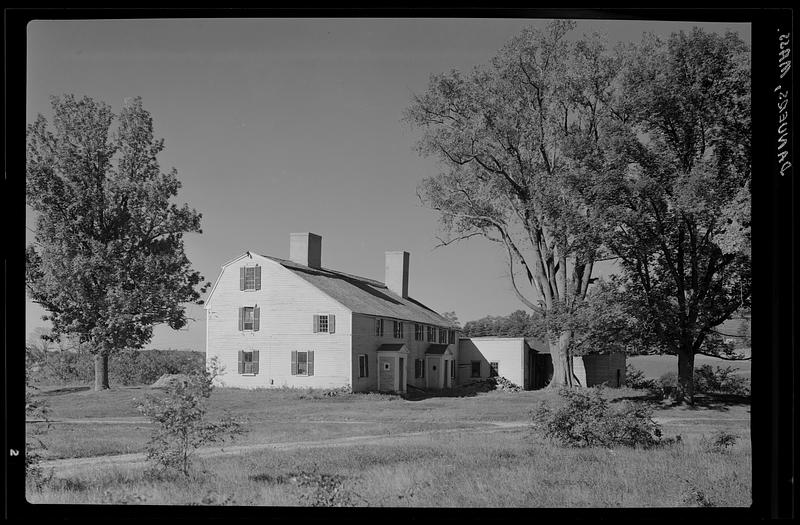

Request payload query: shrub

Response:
[136,357,247,476]
[531,387,663,448]
[694,364,750,395]
[25,349,52,489]
[700,430,738,454]
[624,364,658,390]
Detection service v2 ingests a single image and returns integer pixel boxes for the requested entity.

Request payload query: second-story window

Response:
[426,325,435,342]
[414,323,423,341]
[313,314,335,333]
[375,318,384,337]
[393,320,404,339]
[238,306,260,331]
[439,328,447,344]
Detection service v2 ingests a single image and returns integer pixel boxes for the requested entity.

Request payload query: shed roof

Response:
[262,255,457,328]
[425,344,450,355]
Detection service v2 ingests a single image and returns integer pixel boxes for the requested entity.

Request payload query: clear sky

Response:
[25,17,750,351]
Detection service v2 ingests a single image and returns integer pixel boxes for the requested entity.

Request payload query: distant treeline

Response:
[26,347,205,387]
[462,310,540,338]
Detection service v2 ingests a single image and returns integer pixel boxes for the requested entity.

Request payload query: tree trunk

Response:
[676,344,695,404]
[94,351,110,391]
[547,331,576,388]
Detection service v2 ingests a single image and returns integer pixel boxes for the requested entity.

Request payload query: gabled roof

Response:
[377,343,408,353]
[261,255,457,328]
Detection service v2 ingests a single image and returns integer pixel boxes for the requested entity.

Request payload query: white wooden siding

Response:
[206,255,352,389]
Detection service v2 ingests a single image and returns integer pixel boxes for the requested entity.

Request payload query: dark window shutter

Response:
[329,314,335,333]
[240,267,246,290]
[291,350,298,375]
[365,354,369,377]
[253,350,259,374]
[253,307,260,331]
[255,265,261,290]
[313,315,320,333]
[238,350,244,374]
[307,351,315,376]
[238,307,244,331]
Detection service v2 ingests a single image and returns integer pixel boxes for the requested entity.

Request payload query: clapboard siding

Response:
[206,255,351,389]
[579,353,627,387]
[350,313,459,393]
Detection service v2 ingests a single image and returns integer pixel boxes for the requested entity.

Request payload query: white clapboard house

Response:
[204,233,460,393]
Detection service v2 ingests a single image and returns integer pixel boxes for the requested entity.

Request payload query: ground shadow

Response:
[610,391,751,411]
[402,379,524,401]
[40,385,91,396]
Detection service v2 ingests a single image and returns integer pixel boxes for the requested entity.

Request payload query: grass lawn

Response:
[628,355,751,380]
[26,378,751,507]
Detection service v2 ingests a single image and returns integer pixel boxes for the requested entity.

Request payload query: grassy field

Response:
[628,354,751,380]
[26,378,751,507]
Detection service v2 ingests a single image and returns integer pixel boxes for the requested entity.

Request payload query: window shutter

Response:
[313,315,320,333]
[240,267,246,290]
[253,350,259,374]
[365,354,369,377]
[238,307,244,331]
[329,314,335,333]
[255,265,261,290]
[308,351,315,376]
[253,307,260,331]
[238,350,244,374]
[291,350,298,375]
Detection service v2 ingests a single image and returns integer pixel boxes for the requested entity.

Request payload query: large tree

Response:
[26,95,209,391]
[405,21,622,387]
[598,29,751,402]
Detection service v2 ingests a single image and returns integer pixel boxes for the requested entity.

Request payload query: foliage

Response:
[693,364,750,396]
[531,387,663,448]
[136,357,247,476]
[659,365,750,399]
[405,20,625,386]
[441,311,461,328]
[25,94,210,389]
[462,310,538,337]
[25,348,52,489]
[25,335,204,387]
[623,364,659,390]
[596,29,751,402]
[700,430,738,454]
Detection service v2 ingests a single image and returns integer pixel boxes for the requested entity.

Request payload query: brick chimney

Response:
[290,232,322,269]
[385,251,410,298]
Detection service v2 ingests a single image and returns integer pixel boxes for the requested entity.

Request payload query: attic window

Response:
[240,265,261,291]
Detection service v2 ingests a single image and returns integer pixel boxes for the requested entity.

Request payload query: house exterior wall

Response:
[206,256,352,390]
[458,338,525,387]
[350,313,458,392]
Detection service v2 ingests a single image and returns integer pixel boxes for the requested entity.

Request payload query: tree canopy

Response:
[26,95,209,390]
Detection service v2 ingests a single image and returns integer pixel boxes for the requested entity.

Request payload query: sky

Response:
[25,17,750,351]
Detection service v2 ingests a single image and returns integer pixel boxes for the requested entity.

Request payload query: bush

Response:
[700,430,738,454]
[25,349,52,489]
[624,364,658,390]
[136,357,247,476]
[531,387,663,448]
[694,364,750,395]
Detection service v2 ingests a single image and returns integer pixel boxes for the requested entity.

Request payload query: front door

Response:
[399,357,406,392]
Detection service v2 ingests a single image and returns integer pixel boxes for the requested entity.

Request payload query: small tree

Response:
[136,357,246,477]
[25,346,52,489]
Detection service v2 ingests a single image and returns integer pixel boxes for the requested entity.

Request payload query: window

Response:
[291,350,314,376]
[489,361,499,378]
[414,323,423,341]
[448,330,456,344]
[375,318,384,337]
[439,328,447,344]
[313,314,335,333]
[415,358,425,379]
[238,350,259,374]
[240,265,261,291]
[393,320,404,339]
[426,325,436,342]
[238,306,260,331]
[471,361,481,378]
[359,355,369,378]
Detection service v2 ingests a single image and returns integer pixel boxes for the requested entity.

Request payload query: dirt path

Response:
[41,421,530,477]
